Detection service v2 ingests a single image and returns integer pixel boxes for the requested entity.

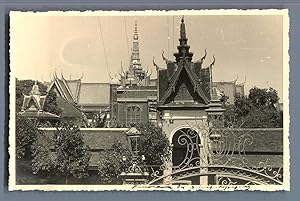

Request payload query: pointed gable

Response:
[22,95,46,111]
[159,61,209,106]
[158,17,210,108]
[21,81,46,112]
[19,81,59,119]
[166,68,204,103]
[65,79,81,102]
[47,77,75,103]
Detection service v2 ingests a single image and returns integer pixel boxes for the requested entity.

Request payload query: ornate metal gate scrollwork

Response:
[146,120,283,185]
[172,127,201,171]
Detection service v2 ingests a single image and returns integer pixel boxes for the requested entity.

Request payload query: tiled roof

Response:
[56,78,74,103]
[78,83,110,106]
[83,129,129,150]
[47,78,111,106]
[210,128,283,168]
[66,79,81,102]
[158,69,169,101]
[18,111,59,119]
[118,85,157,90]
[118,90,157,99]
[213,128,283,153]
[212,154,283,168]
[47,78,74,103]
[85,129,130,167]
[56,97,82,118]
[158,62,210,105]
[40,128,130,167]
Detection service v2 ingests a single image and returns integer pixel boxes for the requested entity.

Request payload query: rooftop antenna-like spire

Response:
[174,16,193,62]
[134,20,138,34]
[180,16,186,40]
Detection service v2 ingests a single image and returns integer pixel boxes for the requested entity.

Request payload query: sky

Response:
[10,11,286,100]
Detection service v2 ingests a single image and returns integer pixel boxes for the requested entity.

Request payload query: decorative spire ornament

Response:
[173,16,194,62]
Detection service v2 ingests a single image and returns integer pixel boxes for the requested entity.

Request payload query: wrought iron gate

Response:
[146,122,283,185]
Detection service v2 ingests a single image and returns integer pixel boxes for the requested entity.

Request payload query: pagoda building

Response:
[119,21,152,87]
[18,81,59,122]
[157,17,213,122]
[111,21,157,127]
[156,17,220,184]
[212,77,246,105]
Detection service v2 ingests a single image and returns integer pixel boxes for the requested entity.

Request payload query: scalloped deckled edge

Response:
[8,9,290,192]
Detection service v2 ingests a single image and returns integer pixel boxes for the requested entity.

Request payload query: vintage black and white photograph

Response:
[9,10,289,191]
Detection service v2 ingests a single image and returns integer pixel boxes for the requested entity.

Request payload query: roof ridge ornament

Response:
[200,49,207,64]
[61,69,65,80]
[79,72,84,80]
[180,16,186,40]
[231,74,238,83]
[238,76,247,85]
[162,51,171,64]
[174,17,193,62]
[134,20,138,35]
[210,55,216,68]
[30,80,41,95]
[208,55,216,100]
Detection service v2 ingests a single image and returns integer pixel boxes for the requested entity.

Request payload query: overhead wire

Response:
[97,16,110,79]
[123,16,130,61]
[173,15,175,55]
[167,16,170,59]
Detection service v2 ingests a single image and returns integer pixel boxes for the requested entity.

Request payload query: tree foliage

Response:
[248,87,279,107]
[16,116,40,160]
[97,123,171,184]
[16,79,62,115]
[98,140,132,184]
[136,123,172,166]
[224,87,283,128]
[31,123,91,183]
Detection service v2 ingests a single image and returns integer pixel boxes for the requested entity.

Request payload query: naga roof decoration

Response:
[158,17,210,106]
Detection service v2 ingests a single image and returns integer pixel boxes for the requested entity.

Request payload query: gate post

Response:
[199,143,208,185]
[162,161,173,184]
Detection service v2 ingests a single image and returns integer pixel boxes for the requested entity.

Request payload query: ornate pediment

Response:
[164,67,207,105]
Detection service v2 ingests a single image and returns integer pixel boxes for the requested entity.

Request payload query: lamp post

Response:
[126,127,141,157]
[120,126,149,185]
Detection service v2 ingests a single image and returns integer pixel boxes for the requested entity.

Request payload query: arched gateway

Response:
[171,127,203,185]
[150,17,283,186]
[156,17,212,185]
[147,125,283,185]
[172,127,201,168]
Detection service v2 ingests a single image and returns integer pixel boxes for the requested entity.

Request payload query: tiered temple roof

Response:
[19,81,59,119]
[157,17,215,108]
[120,21,152,87]
[47,75,110,108]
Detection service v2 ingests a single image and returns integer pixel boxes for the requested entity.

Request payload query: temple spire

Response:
[180,16,187,40]
[120,21,150,87]
[173,16,193,62]
[134,20,138,35]
[130,20,141,70]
